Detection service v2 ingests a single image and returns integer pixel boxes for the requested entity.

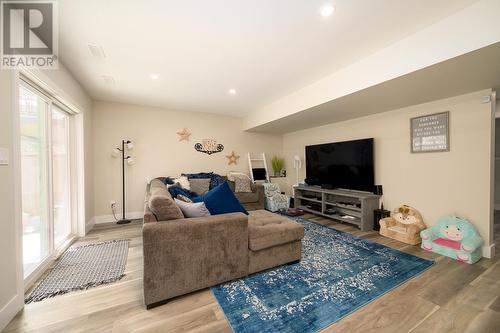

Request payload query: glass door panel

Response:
[20,85,50,278]
[52,107,71,246]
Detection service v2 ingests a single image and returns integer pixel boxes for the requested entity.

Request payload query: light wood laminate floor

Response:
[4,214,500,333]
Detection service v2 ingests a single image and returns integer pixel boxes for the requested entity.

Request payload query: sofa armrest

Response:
[379,217,395,229]
[462,236,483,252]
[420,228,439,241]
[142,213,249,306]
[255,184,265,207]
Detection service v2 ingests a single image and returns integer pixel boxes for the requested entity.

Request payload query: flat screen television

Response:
[305,138,374,192]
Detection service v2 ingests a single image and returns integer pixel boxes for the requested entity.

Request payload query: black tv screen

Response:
[305,138,374,192]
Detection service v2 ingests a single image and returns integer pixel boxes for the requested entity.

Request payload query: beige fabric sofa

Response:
[143,179,304,308]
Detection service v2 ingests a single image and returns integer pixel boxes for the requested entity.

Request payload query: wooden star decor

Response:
[176,128,191,142]
[226,151,240,165]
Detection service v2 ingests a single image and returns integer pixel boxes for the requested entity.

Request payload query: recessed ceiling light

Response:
[320,4,335,17]
[229,89,237,95]
[150,74,159,80]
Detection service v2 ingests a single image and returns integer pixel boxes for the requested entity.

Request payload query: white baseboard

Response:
[0,294,23,332]
[93,211,143,224]
[482,243,496,259]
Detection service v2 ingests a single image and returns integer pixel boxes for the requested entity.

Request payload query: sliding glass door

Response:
[20,85,50,277]
[52,106,72,246]
[20,82,75,279]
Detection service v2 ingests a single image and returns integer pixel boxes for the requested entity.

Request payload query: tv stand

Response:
[294,185,380,230]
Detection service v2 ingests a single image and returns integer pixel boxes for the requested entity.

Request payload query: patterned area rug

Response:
[212,217,433,333]
[25,239,129,304]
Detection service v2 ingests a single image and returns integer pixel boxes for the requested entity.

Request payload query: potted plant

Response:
[271,156,285,177]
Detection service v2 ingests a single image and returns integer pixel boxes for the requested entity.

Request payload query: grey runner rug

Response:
[25,239,129,304]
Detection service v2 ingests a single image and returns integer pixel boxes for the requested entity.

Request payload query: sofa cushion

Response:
[192,182,248,215]
[226,178,254,191]
[182,172,224,189]
[189,178,211,195]
[148,180,184,221]
[248,210,304,251]
[235,190,259,203]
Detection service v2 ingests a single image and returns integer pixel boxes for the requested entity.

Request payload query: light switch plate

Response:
[0,148,9,165]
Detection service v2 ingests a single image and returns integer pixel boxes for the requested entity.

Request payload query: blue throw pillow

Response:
[192,182,248,215]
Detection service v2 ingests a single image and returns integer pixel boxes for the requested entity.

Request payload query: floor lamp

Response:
[112,140,135,224]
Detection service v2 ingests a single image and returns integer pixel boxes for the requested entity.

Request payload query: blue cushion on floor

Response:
[192,182,248,215]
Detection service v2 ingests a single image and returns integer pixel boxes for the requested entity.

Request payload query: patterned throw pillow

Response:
[235,176,252,193]
[227,172,252,193]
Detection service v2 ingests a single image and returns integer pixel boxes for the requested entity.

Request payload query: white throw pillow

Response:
[174,199,211,218]
[173,176,190,190]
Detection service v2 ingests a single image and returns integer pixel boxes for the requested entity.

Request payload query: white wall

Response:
[244,0,500,130]
[92,101,282,218]
[282,90,494,256]
[0,72,23,331]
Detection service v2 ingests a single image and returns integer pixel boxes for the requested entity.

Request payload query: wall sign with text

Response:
[411,111,449,153]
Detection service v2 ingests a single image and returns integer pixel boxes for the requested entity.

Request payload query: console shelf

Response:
[294,185,380,230]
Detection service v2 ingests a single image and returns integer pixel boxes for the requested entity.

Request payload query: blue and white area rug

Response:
[212,216,433,333]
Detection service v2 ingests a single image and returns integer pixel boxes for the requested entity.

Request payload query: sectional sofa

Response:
[142,179,305,308]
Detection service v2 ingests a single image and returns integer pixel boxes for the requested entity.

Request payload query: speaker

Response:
[374,185,383,195]
[304,177,319,185]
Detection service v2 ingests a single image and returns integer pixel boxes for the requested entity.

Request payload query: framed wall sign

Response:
[411,111,449,153]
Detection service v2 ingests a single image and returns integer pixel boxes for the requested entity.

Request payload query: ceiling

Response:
[58,0,479,116]
[250,42,500,133]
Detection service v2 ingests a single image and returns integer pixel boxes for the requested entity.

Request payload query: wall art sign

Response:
[195,139,224,155]
[411,111,449,153]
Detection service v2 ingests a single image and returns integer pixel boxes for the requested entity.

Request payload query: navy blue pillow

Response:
[192,182,248,215]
